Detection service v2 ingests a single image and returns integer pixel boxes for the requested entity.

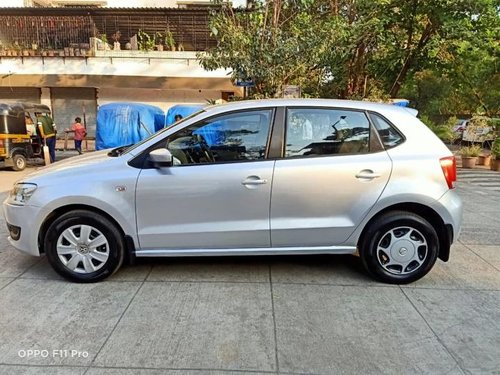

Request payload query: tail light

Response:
[0,139,4,147]
[440,156,456,189]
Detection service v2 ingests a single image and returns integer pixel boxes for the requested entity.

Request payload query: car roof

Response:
[204,98,418,117]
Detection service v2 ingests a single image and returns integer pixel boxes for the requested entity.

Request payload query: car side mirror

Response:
[149,148,172,168]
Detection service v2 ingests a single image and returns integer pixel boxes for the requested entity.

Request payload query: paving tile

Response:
[0,207,39,277]
[94,282,275,371]
[458,210,500,246]
[147,257,269,283]
[0,279,141,366]
[87,368,271,375]
[404,288,500,374]
[0,277,14,290]
[402,243,500,290]
[0,247,39,278]
[270,254,388,286]
[20,257,152,282]
[0,365,86,375]
[465,245,500,272]
[273,284,459,375]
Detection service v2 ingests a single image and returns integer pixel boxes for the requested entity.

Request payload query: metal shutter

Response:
[50,88,97,137]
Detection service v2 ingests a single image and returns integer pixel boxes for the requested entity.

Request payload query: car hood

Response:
[20,150,117,182]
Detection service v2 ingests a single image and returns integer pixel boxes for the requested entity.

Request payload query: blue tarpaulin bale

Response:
[165,104,205,126]
[391,99,410,107]
[96,102,165,150]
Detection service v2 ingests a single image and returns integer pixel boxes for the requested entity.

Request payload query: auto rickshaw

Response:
[0,102,48,171]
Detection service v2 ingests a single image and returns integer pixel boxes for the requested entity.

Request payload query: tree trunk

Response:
[389,22,434,97]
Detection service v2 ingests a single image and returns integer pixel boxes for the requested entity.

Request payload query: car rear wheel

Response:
[44,210,125,282]
[12,154,27,171]
[359,211,439,284]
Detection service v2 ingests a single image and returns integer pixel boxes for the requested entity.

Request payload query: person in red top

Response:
[71,117,87,154]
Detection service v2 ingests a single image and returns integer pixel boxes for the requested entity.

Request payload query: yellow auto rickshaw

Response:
[0,102,48,171]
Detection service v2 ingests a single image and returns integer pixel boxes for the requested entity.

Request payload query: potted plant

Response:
[478,152,492,167]
[112,30,121,51]
[155,32,164,51]
[491,138,500,171]
[137,30,155,51]
[12,42,21,56]
[165,29,175,51]
[459,144,482,168]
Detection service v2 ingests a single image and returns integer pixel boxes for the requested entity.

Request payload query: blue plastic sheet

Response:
[96,103,165,150]
[391,99,410,107]
[165,104,205,126]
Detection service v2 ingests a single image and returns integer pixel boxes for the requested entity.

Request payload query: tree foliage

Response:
[199,0,499,117]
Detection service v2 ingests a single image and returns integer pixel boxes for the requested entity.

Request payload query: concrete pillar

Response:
[41,87,51,109]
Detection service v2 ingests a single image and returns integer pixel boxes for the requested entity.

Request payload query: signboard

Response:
[234,78,255,87]
[283,85,301,98]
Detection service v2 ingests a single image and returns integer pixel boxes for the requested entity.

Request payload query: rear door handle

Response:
[355,170,381,180]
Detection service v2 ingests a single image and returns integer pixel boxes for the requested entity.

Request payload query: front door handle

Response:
[241,176,268,186]
[355,170,381,180]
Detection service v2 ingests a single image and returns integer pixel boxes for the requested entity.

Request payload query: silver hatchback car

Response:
[3,99,462,283]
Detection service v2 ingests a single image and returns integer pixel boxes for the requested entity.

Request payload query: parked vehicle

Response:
[454,117,496,145]
[0,102,48,171]
[453,119,469,142]
[3,99,462,283]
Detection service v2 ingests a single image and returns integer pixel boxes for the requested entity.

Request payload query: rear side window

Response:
[285,108,371,158]
[369,113,404,149]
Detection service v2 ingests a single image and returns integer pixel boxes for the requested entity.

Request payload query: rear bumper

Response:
[437,189,463,244]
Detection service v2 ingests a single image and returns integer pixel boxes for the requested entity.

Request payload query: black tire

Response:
[359,211,439,284]
[44,210,125,283]
[12,154,27,171]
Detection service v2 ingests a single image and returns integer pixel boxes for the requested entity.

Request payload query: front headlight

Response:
[9,183,38,205]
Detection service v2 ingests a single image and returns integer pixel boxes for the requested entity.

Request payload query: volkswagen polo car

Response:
[3,99,462,283]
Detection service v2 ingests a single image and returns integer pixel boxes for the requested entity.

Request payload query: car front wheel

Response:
[44,210,125,282]
[359,211,439,284]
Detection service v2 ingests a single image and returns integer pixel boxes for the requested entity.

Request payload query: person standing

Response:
[36,112,56,163]
[71,117,87,155]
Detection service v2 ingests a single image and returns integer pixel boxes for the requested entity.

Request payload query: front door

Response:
[270,107,392,247]
[135,108,275,250]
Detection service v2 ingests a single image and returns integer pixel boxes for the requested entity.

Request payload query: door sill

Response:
[135,246,357,257]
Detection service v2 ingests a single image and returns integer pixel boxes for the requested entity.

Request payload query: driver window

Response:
[165,109,273,165]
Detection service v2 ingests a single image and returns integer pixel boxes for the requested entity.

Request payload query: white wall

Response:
[0,0,25,6]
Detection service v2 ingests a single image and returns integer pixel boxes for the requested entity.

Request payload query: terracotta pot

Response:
[478,155,491,167]
[491,159,500,171]
[461,157,477,168]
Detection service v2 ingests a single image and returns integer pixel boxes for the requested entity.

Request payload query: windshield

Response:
[121,109,206,155]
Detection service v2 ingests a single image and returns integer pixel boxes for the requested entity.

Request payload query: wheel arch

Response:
[38,204,136,262]
[358,203,452,262]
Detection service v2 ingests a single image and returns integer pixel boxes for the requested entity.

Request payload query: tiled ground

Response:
[0,168,499,375]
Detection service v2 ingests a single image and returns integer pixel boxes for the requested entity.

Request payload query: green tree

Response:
[199,0,499,104]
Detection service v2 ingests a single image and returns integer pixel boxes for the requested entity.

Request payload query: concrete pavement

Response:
[0,165,499,375]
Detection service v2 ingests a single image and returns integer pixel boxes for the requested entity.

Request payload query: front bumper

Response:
[2,200,48,256]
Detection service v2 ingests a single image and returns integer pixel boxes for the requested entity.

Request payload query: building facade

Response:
[0,6,240,135]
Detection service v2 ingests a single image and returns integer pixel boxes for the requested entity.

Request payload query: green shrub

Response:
[459,144,482,157]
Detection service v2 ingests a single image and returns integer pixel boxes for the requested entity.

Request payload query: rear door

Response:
[270,107,392,247]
